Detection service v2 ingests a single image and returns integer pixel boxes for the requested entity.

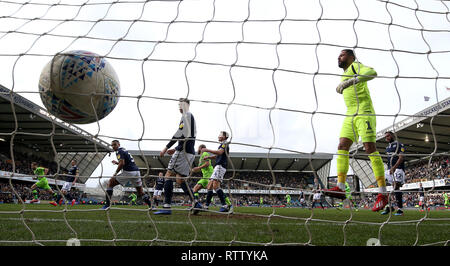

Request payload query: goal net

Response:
[0,0,449,247]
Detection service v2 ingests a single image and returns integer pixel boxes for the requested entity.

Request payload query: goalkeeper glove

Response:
[336,77,359,94]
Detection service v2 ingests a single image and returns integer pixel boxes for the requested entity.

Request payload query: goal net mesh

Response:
[0,0,449,246]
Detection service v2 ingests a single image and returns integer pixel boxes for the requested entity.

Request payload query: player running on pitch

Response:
[56,159,78,206]
[323,49,388,212]
[285,194,291,207]
[154,98,196,215]
[152,172,165,207]
[191,144,231,214]
[129,192,137,205]
[102,140,151,209]
[418,183,426,212]
[30,162,58,206]
[199,131,233,213]
[312,189,324,209]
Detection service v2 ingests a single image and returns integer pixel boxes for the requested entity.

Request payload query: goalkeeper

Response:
[323,49,387,212]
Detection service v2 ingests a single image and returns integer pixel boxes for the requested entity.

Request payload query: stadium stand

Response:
[0,85,111,203]
[350,97,450,192]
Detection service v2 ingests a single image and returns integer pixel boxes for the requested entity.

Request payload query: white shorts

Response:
[167,150,195,177]
[210,165,226,182]
[153,190,163,197]
[419,196,425,203]
[62,182,72,191]
[313,194,321,200]
[116,170,142,187]
[385,169,405,184]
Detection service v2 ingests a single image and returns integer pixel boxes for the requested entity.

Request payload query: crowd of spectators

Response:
[0,151,59,176]
[359,191,447,209]
[141,169,313,191]
[404,156,448,184]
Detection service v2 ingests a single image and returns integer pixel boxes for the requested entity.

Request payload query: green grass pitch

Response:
[0,204,448,246]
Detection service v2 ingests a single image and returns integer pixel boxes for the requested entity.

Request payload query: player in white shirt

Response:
[312,190,324,209]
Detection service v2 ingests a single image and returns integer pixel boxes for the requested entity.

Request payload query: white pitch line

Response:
[0,217,449,226]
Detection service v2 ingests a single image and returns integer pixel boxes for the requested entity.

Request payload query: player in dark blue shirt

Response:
[114,147,140,172]
[102,140,151,209]
[381,131,406,216]
[57,159,79,206]
[153,172,165,207]
[67,164,78,183]
[200,131,232,212]
[418,183,426,211]
[155,98,196,215]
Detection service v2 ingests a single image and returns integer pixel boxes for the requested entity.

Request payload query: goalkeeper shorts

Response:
[340,114,376,143]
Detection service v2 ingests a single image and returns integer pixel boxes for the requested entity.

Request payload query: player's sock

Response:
[225,196,232,206]
[142,194,151,207]
[206,190,213,206]
[105,188,113,207]
[163,180,174,206]
[56,194,62,204]
[336,150,349,190]
[216,189,226,206]
[180,181,194,201]
[369,151,386,192]
[32,189,38,197]
[395,191,403,209]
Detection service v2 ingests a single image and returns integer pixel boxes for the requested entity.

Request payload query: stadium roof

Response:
[0,85,112,182]
[350,96,450,188]
[130,150,333,177]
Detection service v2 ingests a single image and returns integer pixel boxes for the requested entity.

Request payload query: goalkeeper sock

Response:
[336,150,349,190]
[369,151,386,192]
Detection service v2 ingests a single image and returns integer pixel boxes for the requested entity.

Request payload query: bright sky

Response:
[0,0,449,187]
